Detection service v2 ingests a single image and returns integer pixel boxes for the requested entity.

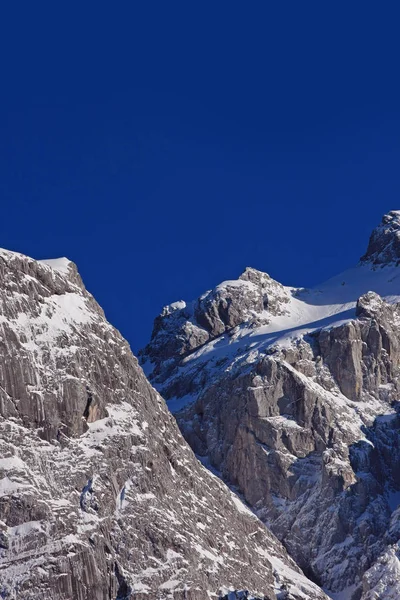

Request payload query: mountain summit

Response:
[142,211,400,599]
[361,210,400,265]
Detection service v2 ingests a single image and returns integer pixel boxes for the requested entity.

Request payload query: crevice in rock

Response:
[80,478,99,513]
[0,382,20,416]
[83,388,93,420]
[114,563,132,600]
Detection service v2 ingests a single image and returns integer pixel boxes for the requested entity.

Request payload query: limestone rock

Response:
[0,249,326,600]
[361,210,400,265]
[142,211,400,598]
[139,268,293,387]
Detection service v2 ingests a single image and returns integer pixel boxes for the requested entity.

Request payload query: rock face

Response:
[141,211,400,599]
[0,250,326,599]
[139,268,292,386]
[361,210,400,265]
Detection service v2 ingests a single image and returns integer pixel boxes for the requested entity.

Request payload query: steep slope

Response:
[0,249,327,600]
[141,210,400,599]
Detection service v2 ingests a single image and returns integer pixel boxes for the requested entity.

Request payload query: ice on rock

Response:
[141,211,400,599]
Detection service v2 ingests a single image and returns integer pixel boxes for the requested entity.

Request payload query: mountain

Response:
[140,210,400,599]
[0,250,327,599]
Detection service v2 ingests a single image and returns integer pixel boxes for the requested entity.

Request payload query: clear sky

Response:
[1,3,399,351]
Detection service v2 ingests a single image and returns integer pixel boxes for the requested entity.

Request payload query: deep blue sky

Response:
[0,3,399,351]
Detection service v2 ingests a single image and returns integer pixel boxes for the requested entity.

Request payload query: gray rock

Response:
[141,212,400,598]
[361,210,400,265]
[171,300,400,593]
[0,249,326,600]
[139,268,293,387]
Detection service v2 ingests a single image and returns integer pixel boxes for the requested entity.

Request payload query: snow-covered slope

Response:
[141,212,400,411]
[0,248,327,599]
[141,211,400,599]
[142,263,400,414]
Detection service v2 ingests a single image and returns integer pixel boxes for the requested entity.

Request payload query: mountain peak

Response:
[361,210,400,265]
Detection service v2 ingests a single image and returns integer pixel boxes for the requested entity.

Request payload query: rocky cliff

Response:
[0,250,327,599]
[141,211,400,599]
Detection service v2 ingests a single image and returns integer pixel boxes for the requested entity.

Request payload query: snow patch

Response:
[39,257,72,276]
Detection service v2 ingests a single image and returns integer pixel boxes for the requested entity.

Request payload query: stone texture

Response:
[361,210,400,265]
[139,268,293,387]
[0,249,326,600]
[170,298,400,595]
[141,212,400,598]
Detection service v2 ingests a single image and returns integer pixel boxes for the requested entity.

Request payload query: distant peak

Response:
[239,266,272,284]
[361,210,400,266]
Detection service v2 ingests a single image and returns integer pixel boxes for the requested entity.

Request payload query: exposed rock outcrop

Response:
[361,210,400,265]
[139,268,293,385]
[0,249,326,599]
[142,211,400,598]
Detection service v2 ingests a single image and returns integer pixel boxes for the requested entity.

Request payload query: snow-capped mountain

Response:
[140,210,400,599]
[0,249,327,599]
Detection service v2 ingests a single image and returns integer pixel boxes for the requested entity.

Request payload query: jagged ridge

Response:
[141,212,400,599]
